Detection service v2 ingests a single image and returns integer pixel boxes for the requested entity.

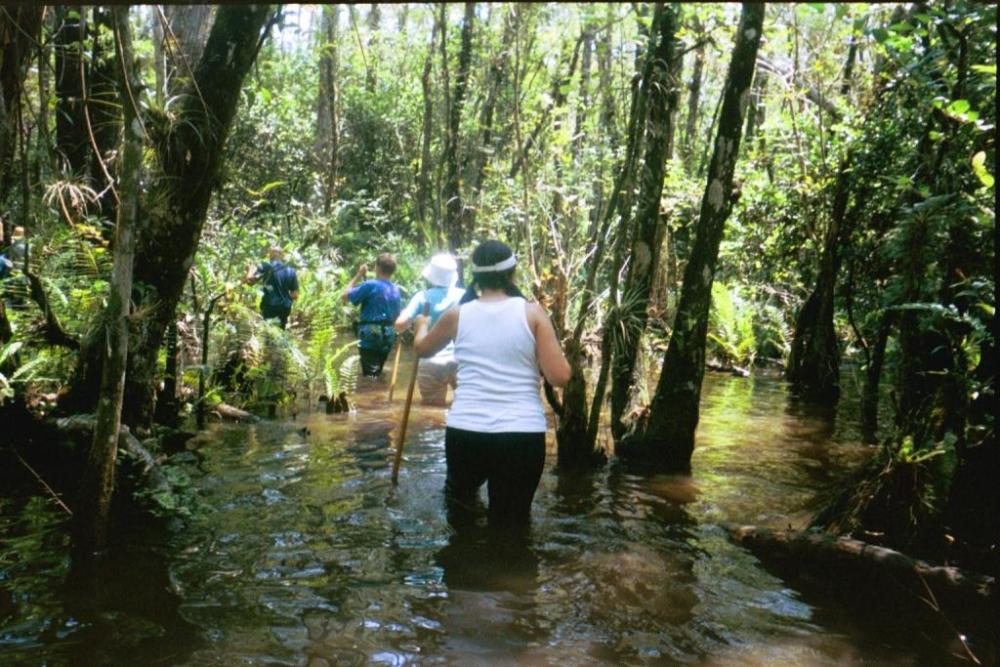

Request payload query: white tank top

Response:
[446,297,547,433]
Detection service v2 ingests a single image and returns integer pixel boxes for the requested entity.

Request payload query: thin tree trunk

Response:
[861,317,890,442]
[597,8,616,146]
[586,12,659,448]
[508,33,584,181]
[152,8,165,106]
[317,5,339,213]
[609,2,681,442]
[467,6,515,219]
[73,6,139,556]
[416,20,436,226]
[441,2,475,253]
[626,2,764,472]
[571,25,593,161]
[696,83,722,179]
[786,27,867,398]
[743,69,765,147]
[681,15,704,165]
[365,3,380,93]
[89,7,120,225]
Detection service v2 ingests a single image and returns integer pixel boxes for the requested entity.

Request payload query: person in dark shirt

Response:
[245,246,300,328]
[343,252,401,377]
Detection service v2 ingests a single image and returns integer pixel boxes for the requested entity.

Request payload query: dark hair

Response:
[376,253,396,276]
[460,240,527,304]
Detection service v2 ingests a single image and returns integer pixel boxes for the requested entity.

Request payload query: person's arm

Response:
[289,269,300,301]
[527,302,572,387]
[342,264,368,303]
[394,292,423,332]
[414,305,457,358]
[244,263,260,285]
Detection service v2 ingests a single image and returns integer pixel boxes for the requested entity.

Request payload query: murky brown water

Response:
[1,364,993,665]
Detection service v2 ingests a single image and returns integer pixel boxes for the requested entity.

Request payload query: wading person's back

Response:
[413,240,571,527]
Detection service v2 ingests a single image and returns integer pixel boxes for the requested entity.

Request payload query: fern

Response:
[323,340,359,397]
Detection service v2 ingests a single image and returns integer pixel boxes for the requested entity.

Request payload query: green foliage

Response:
[707,282,756,367]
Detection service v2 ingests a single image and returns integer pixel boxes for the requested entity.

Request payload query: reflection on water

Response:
[1,366,992,665]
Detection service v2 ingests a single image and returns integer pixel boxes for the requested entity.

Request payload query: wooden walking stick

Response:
[392,305,428,484]
[386,340,402,401]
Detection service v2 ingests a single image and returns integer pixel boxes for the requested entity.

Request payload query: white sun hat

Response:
[421,253,459,287]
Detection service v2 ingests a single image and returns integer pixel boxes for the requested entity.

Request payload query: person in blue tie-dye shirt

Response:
[395,253,465,405]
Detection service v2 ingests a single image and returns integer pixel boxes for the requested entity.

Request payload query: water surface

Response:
[1,367,991,664]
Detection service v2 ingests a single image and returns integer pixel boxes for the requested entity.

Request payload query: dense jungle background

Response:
[0,3,996,664]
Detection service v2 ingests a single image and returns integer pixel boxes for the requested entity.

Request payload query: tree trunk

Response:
[365,3,380,93]
[162,5,214,98]
[0,5,43,235]
[416,21,436,227]
[466,6,515,219]
[785,28,864,398]
[316,4,340,213]
[623,2,764,472]
[63,6,274,431]
[743,69,765,145]
[609,2,680,442]
[681,16,704,165]
[54,6,89,176]
[89,7,121,226]
[441,2,475,253]
[596,10,616,147]
[861,316,890,442]
[728,526,998,616]
[508,33,584,181]
[785,155,847,397]
[73,6,139,557]
[571,25,593,161]
[553,3,656,461]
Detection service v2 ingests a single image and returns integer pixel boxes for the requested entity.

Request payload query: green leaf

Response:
[971,151,994,188]
[946,99,970,114]
[247,180,288,197]
[971,64,997,75]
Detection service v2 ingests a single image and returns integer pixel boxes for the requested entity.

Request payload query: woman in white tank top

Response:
[414,240,571,527]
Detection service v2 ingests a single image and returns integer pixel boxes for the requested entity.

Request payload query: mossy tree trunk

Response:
[553,3,660,466]
[73,6,139,556]
[64,5,275,430]
[621,2,764,472]
[609,2,680,442]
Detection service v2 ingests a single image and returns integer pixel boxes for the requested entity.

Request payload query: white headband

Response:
[470,254,516,273]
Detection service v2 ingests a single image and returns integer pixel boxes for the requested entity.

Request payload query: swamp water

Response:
[1,368,992,665]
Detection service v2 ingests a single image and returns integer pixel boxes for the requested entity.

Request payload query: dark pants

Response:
[357,323,396,377]
[359,347,391,377]
[261,303,291,328]
[444,427,546,527]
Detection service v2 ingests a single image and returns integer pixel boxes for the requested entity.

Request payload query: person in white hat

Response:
[394,253,466,405]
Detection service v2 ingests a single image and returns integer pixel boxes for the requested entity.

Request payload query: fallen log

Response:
[727,525,998,614]
[705,361,751,377]
[211,402,260,423]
